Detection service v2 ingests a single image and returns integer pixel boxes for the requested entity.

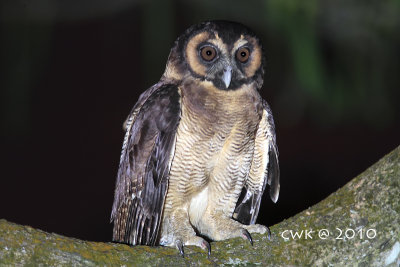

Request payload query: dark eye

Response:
[236,47,250,63]
[200,46,217,61]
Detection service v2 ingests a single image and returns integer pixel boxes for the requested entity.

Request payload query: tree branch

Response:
[1,146,399,266]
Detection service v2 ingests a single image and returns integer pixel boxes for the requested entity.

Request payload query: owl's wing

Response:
[111,83,181,246]
[122,81,165,131]
[233,99,280,225]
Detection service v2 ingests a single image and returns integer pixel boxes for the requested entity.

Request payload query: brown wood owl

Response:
[111,20,280,257]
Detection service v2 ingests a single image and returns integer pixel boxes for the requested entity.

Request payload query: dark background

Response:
[1,0,399,242]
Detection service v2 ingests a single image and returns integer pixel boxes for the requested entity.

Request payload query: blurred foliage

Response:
[263,0,400,128]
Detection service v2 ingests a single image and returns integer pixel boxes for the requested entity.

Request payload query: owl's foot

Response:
[175,236,210,258]
[198,214,270,245]
[244,223,271,240]
[159,208,211,257]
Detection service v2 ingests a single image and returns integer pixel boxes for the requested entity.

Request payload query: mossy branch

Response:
[1,146,400,266]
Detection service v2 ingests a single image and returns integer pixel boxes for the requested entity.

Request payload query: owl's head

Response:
[163,21,265,91]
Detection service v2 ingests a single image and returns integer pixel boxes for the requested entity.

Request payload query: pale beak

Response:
[222,66,232,88]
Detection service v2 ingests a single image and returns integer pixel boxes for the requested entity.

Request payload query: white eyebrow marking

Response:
[232,35,249,53]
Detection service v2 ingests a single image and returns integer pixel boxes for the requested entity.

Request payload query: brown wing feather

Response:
[122,81,165,131]
[233,99,279,225]
[111,83,181,245]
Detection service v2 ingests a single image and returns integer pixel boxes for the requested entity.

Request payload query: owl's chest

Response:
[168,84,262,191]
[179,82,263,136]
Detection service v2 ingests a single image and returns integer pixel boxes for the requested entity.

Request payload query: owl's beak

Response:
[222,66,232,88]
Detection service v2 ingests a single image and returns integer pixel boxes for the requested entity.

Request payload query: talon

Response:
[242,229,253,246]
[202,240,211,257]
[266,226,271,240]
[176,240,184,257]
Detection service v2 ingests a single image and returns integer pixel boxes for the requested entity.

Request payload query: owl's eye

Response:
[200,46,217,61]
[236,47,250,63]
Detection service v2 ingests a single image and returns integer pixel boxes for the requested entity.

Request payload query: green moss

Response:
[1,146,400,266]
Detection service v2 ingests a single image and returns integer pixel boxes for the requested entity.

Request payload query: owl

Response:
[111,20,280,257]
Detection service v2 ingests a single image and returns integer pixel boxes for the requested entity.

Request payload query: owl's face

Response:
[164,21,265,91]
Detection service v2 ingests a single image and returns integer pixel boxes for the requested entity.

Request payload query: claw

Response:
[202,240,211,257]
[242,229,253,246]
[176,240,184,258]
[266,226,271,240]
